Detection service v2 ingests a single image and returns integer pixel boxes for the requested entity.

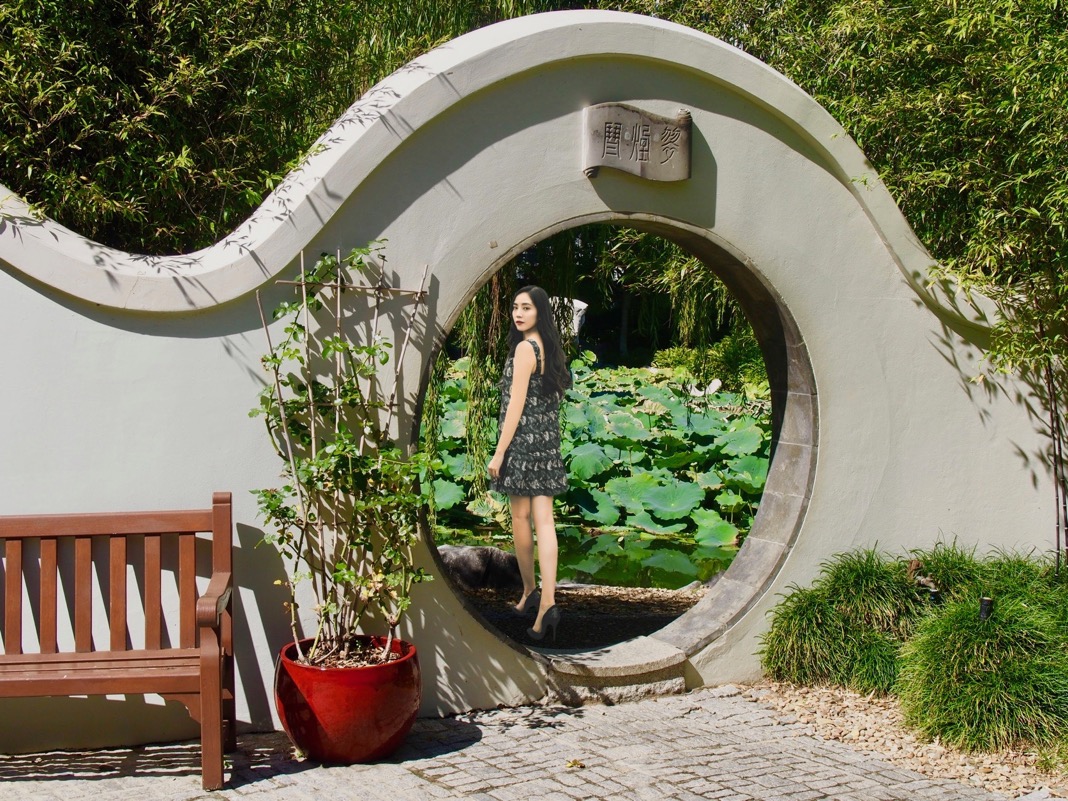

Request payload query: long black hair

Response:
[508,285,572,397]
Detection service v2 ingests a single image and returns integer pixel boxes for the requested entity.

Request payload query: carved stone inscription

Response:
[583,103,692,181]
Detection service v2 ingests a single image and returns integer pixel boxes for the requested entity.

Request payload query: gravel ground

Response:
[741,681,1068,799]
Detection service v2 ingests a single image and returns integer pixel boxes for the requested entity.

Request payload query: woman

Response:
[487,285,572,642]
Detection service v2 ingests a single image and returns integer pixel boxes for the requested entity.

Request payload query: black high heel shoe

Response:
[512,588,541,616]
[527,605,562,643]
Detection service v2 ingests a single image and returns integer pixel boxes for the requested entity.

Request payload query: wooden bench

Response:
[0,492,235,790]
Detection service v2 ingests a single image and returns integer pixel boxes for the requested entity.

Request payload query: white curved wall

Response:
[0,10,1052,749]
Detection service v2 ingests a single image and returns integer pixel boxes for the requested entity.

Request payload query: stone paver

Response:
[0,688,1016,801]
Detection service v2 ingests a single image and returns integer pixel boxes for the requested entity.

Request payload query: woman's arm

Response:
[488,341,536,479]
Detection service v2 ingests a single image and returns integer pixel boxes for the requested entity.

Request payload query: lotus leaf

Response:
[715,489,747,513]
[693,470,725,491]
[571,555,609,575]
[715,421,763,456]
[573,487,621,526]
[606,411,652,441]
[605,473,661,512]
[652,435,700,469]
[588,532,627,556]
[724,454,768,493]
[637,399,670,421]
[431,478,466,510]
[642,549,700,578]
[607,447,648,466]
[687,408,728,437]
[439,409,466,439]
[693,543,738,562]
[440,452,470,479]
[563,403,590,430]
[628,510,688,535]
[643,479,705,520]
[568,442,615,481]
[693,508,739,546]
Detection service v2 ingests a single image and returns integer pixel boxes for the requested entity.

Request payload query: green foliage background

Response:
[429,352,772,587]
[4,0,1064,287]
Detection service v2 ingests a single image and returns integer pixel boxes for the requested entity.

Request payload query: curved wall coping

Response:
[1,10,990,340]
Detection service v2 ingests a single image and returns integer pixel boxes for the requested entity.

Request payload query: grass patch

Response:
[897,595,1068,751]
[759,585,849,686]
[762,543,1068,755]
[819,548,922,637]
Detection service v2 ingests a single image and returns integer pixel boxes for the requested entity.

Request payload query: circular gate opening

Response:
[421,214,816,657]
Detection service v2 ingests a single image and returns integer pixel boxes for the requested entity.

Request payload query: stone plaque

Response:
[583,103,692,181]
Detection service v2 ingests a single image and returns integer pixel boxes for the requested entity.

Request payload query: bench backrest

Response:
[0,493,231,656]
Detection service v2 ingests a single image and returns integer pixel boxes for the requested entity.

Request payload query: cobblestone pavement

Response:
[0,686,1023,801]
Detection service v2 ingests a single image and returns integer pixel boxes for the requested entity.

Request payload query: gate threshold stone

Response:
[532,636,687,705]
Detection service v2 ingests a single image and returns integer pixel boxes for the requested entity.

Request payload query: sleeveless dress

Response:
[491,339,568,497]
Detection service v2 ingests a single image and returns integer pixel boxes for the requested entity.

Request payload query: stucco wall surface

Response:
[0,10,1053,751]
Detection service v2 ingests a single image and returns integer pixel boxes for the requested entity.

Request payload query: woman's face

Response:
[512,293,537,333]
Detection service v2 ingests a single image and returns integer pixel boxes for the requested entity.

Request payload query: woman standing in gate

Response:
[487,285,572,642]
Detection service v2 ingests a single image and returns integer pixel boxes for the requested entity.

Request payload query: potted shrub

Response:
[251,244,432,763]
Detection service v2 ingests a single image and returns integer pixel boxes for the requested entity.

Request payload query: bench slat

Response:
[74,536,92,652]
[40,538,58,654]
[0,510,214,538]
[145,534,162,650]
[179,532,195,649]
[3,540,22,655]
[110,536,127,651]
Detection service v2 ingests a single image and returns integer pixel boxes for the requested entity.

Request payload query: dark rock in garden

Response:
[437,545,523,592]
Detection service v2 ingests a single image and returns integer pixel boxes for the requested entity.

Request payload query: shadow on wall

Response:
[917,275,1058,500]
[406,567,547,715]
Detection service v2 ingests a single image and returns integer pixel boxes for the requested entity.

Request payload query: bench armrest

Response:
[196,572,233,629]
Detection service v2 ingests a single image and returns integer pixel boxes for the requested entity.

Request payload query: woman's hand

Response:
[488,452,505,480]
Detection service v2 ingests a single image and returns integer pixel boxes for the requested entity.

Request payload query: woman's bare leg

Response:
[530,494,558,632]
[509,495,536,610]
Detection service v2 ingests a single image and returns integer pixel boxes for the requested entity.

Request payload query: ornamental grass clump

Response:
[759,585,850,686]
[819,547,922,638]
[896,595,1068,751]
[760,548,923,694]
[906,541,985,602]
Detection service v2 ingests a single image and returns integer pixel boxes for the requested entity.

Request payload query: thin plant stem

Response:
[256,287,309,662]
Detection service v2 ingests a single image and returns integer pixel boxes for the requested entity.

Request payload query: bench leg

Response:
[224,647,237,753]
[200,630,225,790]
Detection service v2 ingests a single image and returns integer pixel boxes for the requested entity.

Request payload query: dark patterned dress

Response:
[491,339,568,497]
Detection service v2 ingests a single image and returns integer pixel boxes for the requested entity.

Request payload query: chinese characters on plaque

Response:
[583,103,692,182]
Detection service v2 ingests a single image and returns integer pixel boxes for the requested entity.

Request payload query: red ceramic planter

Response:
[275,636,420,764]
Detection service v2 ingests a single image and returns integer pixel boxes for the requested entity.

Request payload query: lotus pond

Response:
[427,352,772,589]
